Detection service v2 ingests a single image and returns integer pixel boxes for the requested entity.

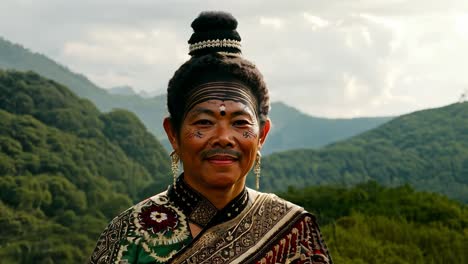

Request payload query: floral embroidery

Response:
[133,197,190,247]
[138,204,178,234]
[151,212,168,223]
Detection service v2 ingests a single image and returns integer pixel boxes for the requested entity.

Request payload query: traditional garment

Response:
[90,176,332,264]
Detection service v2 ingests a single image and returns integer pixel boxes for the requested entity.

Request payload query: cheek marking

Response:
[243,130,257,139]
[185,130,204,139]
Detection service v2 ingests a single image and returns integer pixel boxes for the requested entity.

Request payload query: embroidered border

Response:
[89,209,132,264]
[172,191,304,264]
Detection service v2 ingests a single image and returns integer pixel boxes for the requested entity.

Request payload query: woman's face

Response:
[165,99,270,194]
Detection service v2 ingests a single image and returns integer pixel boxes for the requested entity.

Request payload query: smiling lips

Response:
[206,155,238,165]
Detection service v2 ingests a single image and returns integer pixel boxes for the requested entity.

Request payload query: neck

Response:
[168,175,250,229]
[200,186,243,209]
[184,178,245,209]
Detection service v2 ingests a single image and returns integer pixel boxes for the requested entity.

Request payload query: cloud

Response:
[1,0,468,117]
[259,17,284,30]
[62,27,182,65]
[302,13,329,30]
[455,13,468,38]
[59,25,188,91]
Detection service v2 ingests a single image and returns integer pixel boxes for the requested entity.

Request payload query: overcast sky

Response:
[1,0,468,118]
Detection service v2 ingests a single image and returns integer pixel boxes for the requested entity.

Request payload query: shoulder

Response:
[246,190,332,263]
[114,190,190,242]
[90,191,191,264]
[247,188,313,216]
[108,191,172,226]
[130,191,190,241]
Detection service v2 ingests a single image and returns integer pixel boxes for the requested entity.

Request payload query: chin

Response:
[207,174,244,188]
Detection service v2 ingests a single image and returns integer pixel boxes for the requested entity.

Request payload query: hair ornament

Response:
[189,39,241,53]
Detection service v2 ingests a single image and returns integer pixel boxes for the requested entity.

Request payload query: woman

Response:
[90,11,333,264]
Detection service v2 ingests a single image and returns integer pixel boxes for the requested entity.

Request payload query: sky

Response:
[1,0,468,118]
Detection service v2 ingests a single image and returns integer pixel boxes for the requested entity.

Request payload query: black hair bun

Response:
[188,11,242,56]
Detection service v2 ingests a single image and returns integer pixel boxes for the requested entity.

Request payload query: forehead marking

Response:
[183,81,258,120]
[220,104,226,116]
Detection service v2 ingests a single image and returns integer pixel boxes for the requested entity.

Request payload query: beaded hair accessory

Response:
[189,39,241,54]
[183,81,258,119]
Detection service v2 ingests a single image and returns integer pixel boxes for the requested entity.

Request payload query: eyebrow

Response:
[188,107,216,117]
[231,110,254,118]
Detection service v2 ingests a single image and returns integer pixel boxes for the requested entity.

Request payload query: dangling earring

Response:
[170,151,180,188]
[254,151,262,190]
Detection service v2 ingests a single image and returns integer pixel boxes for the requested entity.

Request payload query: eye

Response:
[193,119,213,126]
[233,119,252,127]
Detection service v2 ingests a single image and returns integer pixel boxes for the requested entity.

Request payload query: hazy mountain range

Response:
[108,85,161,98]
[3,35,466,202]
[0,36,392,155]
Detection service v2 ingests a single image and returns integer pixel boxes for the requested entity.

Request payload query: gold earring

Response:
[254,151,262,190]
[170,151,180,188]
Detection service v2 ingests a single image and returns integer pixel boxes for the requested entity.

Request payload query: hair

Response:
[166,11,270,135]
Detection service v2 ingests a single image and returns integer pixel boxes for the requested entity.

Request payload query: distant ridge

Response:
[108,85,138,96]
[259,102,468,203]
[265,102,393,154]
[0,37,168,138]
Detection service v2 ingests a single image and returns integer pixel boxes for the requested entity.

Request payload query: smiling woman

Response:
[89,11,333,264]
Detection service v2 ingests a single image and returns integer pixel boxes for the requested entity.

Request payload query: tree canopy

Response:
[280,181,468,264]
[0,69,171,263]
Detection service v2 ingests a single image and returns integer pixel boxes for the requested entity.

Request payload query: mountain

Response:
[0,37,393,154]
[107,85,138,96]
[0,70,171,263]
[138,89,164,98]
[259,102,468,203]
[0,37,169,138]
[107,85,161,98]
[264,102,393,154]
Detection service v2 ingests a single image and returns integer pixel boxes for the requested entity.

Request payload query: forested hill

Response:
[260,102,468,203]
[280,182,468,264]
[0,70,171,263]
[0,37,393,154]
[265,102,392,154]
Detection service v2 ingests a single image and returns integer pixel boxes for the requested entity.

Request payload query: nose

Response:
[210,122,236,148]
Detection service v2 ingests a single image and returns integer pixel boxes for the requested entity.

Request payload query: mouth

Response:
[206,155,238,160]
[205,155,238,165]
[201,149,241,162]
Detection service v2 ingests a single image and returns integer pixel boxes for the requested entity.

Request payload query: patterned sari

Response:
[89,176,332,264]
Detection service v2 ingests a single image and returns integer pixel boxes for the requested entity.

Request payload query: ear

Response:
[163,117,179,151]
[258,118,271,149]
